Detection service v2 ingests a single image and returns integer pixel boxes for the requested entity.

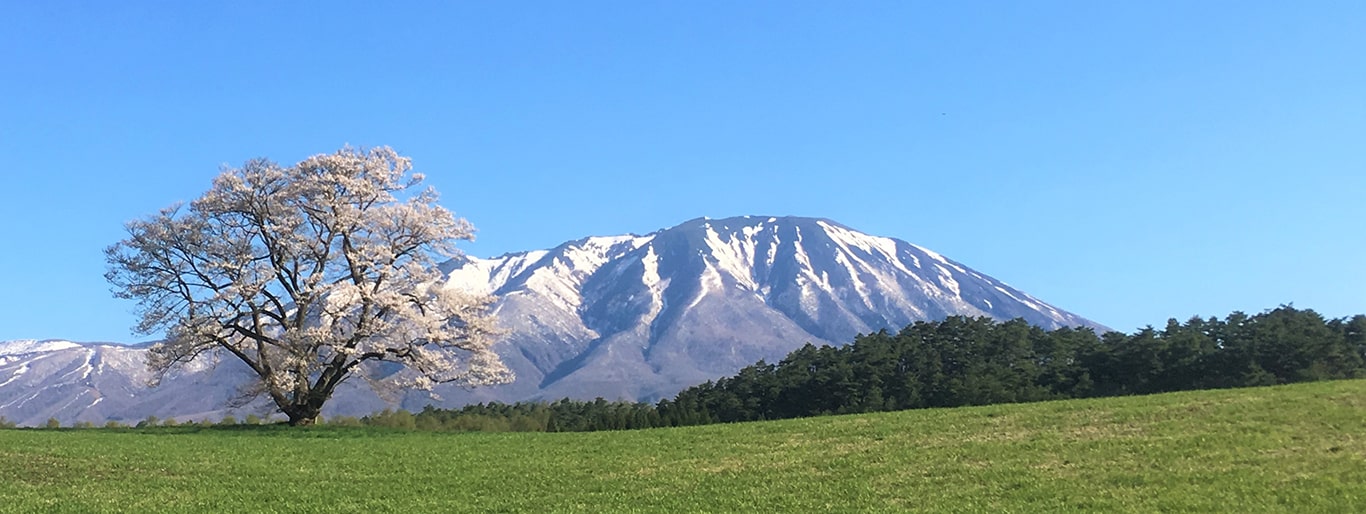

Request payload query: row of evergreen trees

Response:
[362,306,1364,431]
[360,400,666,432]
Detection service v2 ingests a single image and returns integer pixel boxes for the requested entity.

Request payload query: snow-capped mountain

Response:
[0,216,1105,426]
[441,215,1103,403]
[0,339,254,425]
[0,339,395,426]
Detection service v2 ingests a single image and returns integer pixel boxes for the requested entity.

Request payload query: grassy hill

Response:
[2,380,1364,512]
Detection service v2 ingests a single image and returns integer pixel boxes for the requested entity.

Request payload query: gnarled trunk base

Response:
[283,404,322,426]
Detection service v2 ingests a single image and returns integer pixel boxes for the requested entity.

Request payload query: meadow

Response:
[2,380,1364,513]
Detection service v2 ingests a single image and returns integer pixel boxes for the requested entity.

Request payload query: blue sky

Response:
[1,1,1362,342]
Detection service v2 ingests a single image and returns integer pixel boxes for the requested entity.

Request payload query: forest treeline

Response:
[354,306,1366,431]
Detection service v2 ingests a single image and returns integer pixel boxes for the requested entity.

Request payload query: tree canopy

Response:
[106,146,511,425]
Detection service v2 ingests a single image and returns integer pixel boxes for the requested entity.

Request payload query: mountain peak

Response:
[677,214,839,229]
[437,215,1106,402]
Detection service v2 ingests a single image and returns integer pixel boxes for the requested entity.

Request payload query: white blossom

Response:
[105,146,511,425]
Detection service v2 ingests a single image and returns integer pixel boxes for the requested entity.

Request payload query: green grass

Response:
[3,381,1365,513]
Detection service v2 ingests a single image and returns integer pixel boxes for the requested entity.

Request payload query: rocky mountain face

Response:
[0,216,1105,426]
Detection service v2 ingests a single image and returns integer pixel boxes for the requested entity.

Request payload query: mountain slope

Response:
[441,215,1103,403]
[0,215,1105,425]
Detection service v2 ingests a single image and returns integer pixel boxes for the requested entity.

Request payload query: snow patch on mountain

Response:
[443,250,549,294]
[0,340,80,357]
[704,223,760,292]
[0,363,27,388]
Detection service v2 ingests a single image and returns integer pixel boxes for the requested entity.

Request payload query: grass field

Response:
[2,380,1364,513]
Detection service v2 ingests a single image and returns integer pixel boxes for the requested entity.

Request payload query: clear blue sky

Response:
[1,1,1362,343]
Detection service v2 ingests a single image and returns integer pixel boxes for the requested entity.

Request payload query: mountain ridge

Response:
[438,215,1104,403]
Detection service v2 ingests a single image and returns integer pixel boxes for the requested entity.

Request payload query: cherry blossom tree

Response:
[105,146,510,425]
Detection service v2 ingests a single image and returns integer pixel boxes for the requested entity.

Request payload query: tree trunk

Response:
[284,404,321,426]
